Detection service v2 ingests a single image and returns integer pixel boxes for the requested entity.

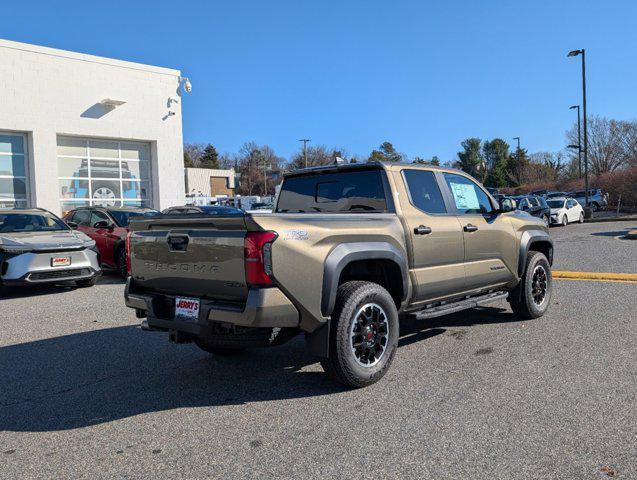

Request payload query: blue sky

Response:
[5,1,637,162]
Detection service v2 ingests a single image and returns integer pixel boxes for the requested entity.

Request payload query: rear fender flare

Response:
[321,242,408,317]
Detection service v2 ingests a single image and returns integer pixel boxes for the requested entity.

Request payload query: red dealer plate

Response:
[51,256,71,267]
[175,297,200,321]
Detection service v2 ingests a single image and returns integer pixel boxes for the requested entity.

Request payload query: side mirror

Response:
[93,220,113,229]
[499,198,516,213]
[67,221,78,230]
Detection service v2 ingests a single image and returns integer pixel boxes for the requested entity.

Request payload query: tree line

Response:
[184,115,637,195]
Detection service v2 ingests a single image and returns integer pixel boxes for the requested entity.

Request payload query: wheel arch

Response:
[321,242,408,317]
[518,230,553,277]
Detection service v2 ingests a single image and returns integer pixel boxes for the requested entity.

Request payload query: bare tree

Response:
[289,145,347,170]
[566,116,631,175]
[236,142,284,196]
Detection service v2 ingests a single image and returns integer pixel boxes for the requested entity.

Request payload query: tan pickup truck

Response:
[125,162,553,388]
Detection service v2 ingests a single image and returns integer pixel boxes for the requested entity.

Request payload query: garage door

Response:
[0,132,28,208]
[57,136,152,211]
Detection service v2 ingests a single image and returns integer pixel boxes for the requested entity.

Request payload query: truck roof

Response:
[283,161,466,178]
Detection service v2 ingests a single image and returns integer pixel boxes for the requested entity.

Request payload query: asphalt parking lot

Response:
[1,221,635,479]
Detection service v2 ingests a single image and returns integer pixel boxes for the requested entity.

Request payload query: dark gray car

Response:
[0,209,101,288]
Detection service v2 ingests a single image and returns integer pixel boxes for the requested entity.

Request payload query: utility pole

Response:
[569,105,582,178]
[568,49,589,212]
[299,139,311,167]
[260,154,268,196]
[513,136,521,162]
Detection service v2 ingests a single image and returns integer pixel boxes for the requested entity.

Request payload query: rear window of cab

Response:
[276,168,391,213]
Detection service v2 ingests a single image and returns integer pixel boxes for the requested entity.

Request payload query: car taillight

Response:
[125,231,132,275]
[245,231,277,287]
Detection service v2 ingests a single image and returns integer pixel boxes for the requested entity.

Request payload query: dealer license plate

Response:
[51,256,71,267]
[175,297,200,321]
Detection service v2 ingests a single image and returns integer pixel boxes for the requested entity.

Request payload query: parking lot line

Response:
[552,270,637,283]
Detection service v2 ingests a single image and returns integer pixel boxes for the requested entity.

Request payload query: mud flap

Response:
[305,321,330,358]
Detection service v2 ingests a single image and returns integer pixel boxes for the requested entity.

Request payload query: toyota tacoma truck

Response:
[125,162,553,388]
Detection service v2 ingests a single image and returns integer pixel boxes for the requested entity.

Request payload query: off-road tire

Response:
[194,327,298,355]
[116,247,127,278]
[320,281,399,388]
[509,251,552,320]
[76,277,97,288]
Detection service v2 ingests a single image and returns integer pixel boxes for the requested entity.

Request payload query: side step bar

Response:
[411,291,509,320]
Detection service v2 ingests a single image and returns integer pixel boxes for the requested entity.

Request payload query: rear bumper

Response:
[124,277,300,334]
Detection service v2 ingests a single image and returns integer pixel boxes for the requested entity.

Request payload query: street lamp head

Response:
[569,105,579,110]
[567,49,582,57]
[567,144,580,150]
[513,137,520,141]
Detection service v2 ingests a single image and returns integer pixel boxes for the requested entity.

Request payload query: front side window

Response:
[276,169,388,213]
[402,169,446,214]
[0,132,28,209]
[0,213,68,233]
[443,173,494,214]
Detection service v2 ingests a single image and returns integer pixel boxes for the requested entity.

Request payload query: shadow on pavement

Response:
[0,273,124,299]
[590,226,637,237]
[0,306,518,432]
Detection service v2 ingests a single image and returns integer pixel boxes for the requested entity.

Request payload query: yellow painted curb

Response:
[552,270,637,282]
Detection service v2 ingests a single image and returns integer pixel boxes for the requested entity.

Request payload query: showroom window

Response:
[0,132,28,208]
[57,136,151,211]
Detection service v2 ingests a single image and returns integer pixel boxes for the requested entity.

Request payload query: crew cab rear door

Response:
[395,168,466,303]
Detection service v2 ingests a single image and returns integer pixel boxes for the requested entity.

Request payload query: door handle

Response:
[464,224,478,232]
[414,225,432,235]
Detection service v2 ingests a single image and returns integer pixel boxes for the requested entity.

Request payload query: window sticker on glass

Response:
[449,182,480,211]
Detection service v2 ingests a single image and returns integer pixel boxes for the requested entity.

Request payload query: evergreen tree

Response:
[199,144,220,169]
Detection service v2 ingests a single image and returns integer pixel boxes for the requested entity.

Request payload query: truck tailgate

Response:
[128,215,248,301]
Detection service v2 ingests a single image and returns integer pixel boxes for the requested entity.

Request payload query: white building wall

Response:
[185,168,236,194]
[0,39,185,213]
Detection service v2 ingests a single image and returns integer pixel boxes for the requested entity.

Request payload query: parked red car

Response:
[63,206,159,277]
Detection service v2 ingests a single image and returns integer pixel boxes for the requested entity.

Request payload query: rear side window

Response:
[276,169,389,213]
[403,170,446,214]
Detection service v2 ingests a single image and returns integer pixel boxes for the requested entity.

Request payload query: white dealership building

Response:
[0,39,186,214]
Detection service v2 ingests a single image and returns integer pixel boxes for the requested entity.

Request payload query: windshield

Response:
[276,168,389,213]
[547,200,565,209]
[0,213,69,233]
[198,206,243,215]
[110,210,159,227]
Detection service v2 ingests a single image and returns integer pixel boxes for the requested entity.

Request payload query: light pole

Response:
[299,139,311,168]
[569,105,582,178]
[513,136,521,164]
[568,49,589,213]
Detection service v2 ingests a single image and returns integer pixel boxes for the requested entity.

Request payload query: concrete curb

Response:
[553,270,637,282]
[585,216,637,223]
[586,217,637,223]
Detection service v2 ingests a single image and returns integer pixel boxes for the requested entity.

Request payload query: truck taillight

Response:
[245,231,277,287]
[125,231,132,275]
